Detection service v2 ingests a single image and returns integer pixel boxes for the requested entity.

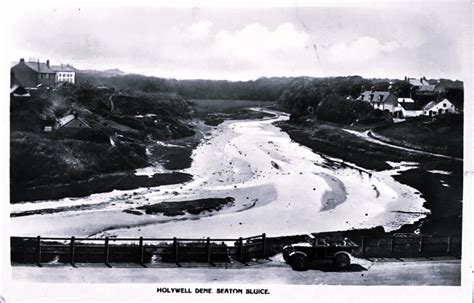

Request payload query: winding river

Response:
[11,109,429,238]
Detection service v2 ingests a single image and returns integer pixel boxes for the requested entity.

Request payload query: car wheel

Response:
[290,252,308,271]
[334,253,351,269]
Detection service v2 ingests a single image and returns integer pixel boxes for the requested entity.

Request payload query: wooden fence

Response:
[11,234,268,267]
[11,233,461,267]
[354,234,462,258]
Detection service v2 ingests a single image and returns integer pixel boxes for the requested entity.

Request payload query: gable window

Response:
[443,103,447,107]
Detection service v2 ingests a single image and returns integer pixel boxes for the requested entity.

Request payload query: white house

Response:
[357,91,399,113]
[398,103,424,118]
[51,64,76,84]
[422,98,458,117]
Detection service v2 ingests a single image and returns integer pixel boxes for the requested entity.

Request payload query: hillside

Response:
[374,114,463,158]
[10,84,194,199]
[75,71,294,101]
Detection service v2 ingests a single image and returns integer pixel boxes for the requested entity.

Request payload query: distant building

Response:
[405,76,444,101]
[51,64,76,84]
[11,58,77,89]
[11,58,56,88]
[406,77,431,87]
[357,90,398,112]
[422,98,458,117]
[417,84,443,97]
[57,112,90,129]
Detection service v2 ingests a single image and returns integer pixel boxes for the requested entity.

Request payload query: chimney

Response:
[46,59,50,67]
[19,58,25,63]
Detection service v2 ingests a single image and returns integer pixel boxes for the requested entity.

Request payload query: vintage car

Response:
[282,234,359,271]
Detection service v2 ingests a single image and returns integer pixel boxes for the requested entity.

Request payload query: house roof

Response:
[10,84,20,94]
[58,114,76,127]
[58,114,90,128]
[24,61,55,74]
[51,64,76,72]
[418,85,437,92]
[422,98,456,111]
[422,101,438,111]
[10,84,30,97]
[358,91,395,103]
[408,78,431,86]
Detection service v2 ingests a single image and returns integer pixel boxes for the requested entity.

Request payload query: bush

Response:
[315,98,374,124]
[52,127,110,143]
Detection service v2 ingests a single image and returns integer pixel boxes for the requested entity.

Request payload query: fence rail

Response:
[355,234,461,258]
[11,233,461,267]
[11,234,268,267]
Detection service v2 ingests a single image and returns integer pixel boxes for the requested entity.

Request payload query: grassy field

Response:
[375,114,463,158]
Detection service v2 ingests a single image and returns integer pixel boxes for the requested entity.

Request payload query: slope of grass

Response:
[375,114,463,158]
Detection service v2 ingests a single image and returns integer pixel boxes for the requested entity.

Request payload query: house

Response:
[51,64,76,84]
[11,58,56,88]
[57,112,90,129]
[422,98,458,117]
[399,102,425,118]
[357,90,398,112]
[406,77,431,87]
[10,84,30,98]
[417,84,443,97]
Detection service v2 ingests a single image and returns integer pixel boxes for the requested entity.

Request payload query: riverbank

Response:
[10,87,196,203]
[373,114,463,158]
[11,108,430,239]
[11,99,277,203]
[276,120,463,236]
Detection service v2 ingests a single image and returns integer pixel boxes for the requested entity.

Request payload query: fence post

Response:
[70,236,76,267]
[390,237,394,254]
[446,235,452,254]
[173,237,179,265]
[238,237,244,262]
[261,233,267,258]
[139,237,145,267]
[104,237,110,267]
[36,236,42,267]
[206,237,211,264]
[418,235,423,254]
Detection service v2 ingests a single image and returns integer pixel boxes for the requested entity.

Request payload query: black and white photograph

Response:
[0,0,472,302]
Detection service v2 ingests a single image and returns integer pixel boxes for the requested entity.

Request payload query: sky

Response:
[7,2,471,81]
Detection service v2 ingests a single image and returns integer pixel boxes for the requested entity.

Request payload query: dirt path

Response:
[343,129,463,162]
